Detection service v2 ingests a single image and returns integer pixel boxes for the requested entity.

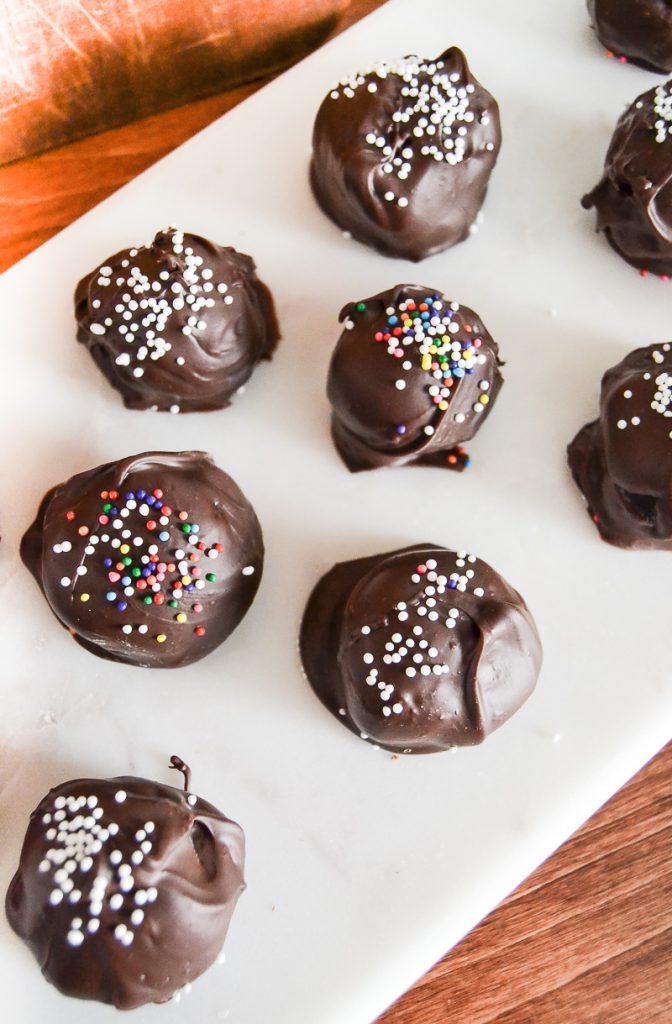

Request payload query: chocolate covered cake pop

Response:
[587,0,672,73]
[5,756,245,1009]
[21,451,263,667]
[327,285,503,472]
[568,342,672,548]
[300,544,542,754]
[582,81,672,275]
[75,228,279,413]
[310,47,501,261]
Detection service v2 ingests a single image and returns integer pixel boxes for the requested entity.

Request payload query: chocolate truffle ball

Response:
[5,757,245,1009]
[21,451,263,667]
[310,47,501,261]
[327,285,503,472]
[75,228,279,413]
[587,0,672,73]
[568,342,672,548]
[300,544,542,754]
[582,81,672,275]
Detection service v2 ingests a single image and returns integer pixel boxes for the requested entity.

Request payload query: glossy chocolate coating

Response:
[567,342,672,548]
[75,228,279,412]
[5,764,245,1009]
[310,47,501,261]
[300,544,542,754]
[327,284,503,472]
[582,81,672,274]
[587,0,672,72]
[21,451,263,667]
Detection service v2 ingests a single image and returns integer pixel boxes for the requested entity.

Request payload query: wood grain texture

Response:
[0,0,350,163]
[0,0,385,271]
[1,2,671,1018]
[377,742,672,1024]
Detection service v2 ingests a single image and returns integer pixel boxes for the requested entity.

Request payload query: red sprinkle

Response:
[195,626,206,637]
[66,511,76,521]
[153,594,164,605]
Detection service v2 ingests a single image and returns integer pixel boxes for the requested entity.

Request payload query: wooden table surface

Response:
[1,2,671,1021]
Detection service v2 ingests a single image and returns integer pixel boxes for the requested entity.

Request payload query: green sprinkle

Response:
[143,596,153,605]
[356,302,366,312]
[132,567,141,578]
[122,557,132,566]
[206,573,216,583]
[169,600,178,608]
[103,502,112,513]
[181,524,191,533]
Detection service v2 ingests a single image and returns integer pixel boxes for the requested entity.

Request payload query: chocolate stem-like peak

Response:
[169,755,191,792]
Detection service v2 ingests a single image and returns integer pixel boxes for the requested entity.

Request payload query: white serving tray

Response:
[1,1,671,1021]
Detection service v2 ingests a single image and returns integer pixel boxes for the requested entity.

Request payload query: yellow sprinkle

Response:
[80,593,90,602]
[429,346,437,354]
[479,395,490,405]
[120,544,130,555]
[156,634,167,644]
[181,575,191,586]
[175,613,187,624]
[421,354,432,371]
[438,400,448,411]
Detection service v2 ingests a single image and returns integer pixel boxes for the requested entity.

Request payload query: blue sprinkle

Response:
[121,576,131,586]
[396,425,407,435]
[466,367,475,374]
[190,524,200,534]
[146,495,156,506]
[464,459,472,468]
[421,311,430,320]
[142,568,152,578]
[116,601,127,612]
[454,367,465,378]
[185,584,194,592]
[388,315,399,326]
[136,489,146,500]
[106,592,116,602]
[448,580,457,589]
[159,531,169,542]
[125,491,135,501]
[103,558,113,568]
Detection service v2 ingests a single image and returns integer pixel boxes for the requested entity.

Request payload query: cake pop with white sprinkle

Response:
[5,756,245,1009]
[300,544,541,753]
[75,228,279,413]
[568,342,672,547]
[310,47,501,261]
[583,81,672,276]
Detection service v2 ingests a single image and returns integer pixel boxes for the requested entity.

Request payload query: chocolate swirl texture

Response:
[299,544,542,754]
[20,451,263,667]
[567,342,672,548]
[75,228,279,413]
[310,47,502,261]
[327,284,503,472]
[582,81,672,274]
[5,763,245,1008]
[587,0,672,73]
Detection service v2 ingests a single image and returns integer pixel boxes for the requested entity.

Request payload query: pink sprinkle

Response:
[108,572,120,583]
[417,564,427,575]
[394,347,404,358]
[473,338,482,348]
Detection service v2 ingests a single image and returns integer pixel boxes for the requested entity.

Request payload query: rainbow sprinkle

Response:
[53,485,230,643]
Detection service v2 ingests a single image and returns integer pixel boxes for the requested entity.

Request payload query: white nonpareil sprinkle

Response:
[85,229,235,378]
[331,54,484,206]
[653,82,672,144]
